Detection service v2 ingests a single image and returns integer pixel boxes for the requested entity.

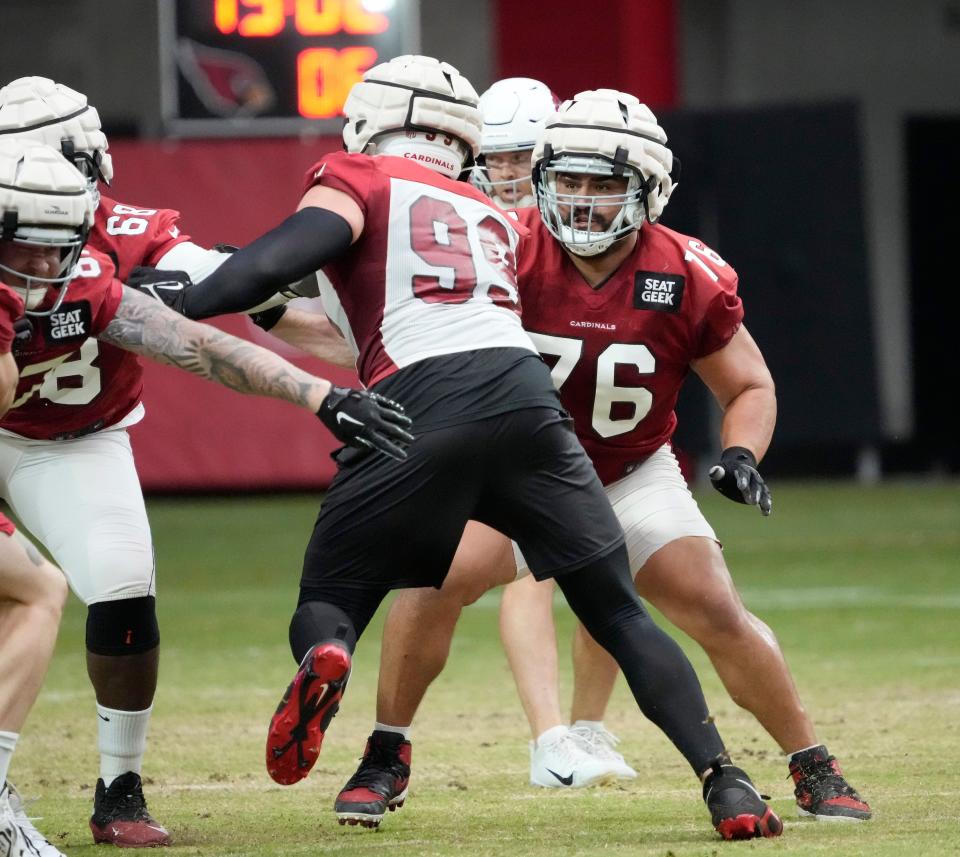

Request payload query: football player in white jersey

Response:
[0,136,409,849]
[470,76,637,786]
[470,77,559,209]
[166,56,783,841]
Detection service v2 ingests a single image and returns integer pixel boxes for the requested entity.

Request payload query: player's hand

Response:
[317,386,414,462]
[708,446,772,516]
[127,266,193,314]
[12,317,33,353]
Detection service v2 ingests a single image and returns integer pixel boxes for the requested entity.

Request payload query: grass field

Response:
[12,480,960,856]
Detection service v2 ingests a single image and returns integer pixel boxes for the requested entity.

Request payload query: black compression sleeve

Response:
[181,207,353,319]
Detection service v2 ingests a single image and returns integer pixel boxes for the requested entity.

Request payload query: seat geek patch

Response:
[633,271,685,314]
[42,302,93,343]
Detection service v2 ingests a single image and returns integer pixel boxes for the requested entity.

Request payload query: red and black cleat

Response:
[335,731,411,828]
[703,760,784,841]
[790,745,871,821]
[89,771,171,848]
[265,641,351,785]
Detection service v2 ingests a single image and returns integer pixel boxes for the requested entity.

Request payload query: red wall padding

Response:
[108,137,360,492]
[494,0,678,107]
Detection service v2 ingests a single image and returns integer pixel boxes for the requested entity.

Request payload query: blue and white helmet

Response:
[0,139,94,314]
[533,89,676,256]
[0,76,113,207]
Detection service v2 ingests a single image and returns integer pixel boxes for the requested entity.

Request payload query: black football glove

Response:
[127,266,193,314]
[12,317,33,354]
[708,446,772,516]
[317,386,414,462]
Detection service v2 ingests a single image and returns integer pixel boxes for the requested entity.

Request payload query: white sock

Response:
[787,743,825,761]
[535,725,568,747]
[0,730,18,785]
[374,722,411,740]
[97,704,152,786]
[572,719,605,732]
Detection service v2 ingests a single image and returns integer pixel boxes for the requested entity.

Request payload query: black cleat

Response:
[790,746,871,821]
[703,760,783,840]
[89,772,171,847]
[334,731,411,829]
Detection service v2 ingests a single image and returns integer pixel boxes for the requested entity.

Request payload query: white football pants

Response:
[514,444,718,579]
[0,426,155,605]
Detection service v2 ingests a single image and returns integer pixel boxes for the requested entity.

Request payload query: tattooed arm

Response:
[99,287,414,460]
[100,286,331,411]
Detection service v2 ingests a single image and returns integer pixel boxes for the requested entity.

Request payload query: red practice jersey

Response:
[0,283,24,353]
[304,152,535,387]
[0,249,141,440]
[514,208,743,485]
[1,194,195,439]
[91,194,192,281]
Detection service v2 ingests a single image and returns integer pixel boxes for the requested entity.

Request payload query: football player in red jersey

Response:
[0,139,411,849]
[0,281,71,857]
[348,88,871,825]
[169,56,782,841]
[0,75,354,848]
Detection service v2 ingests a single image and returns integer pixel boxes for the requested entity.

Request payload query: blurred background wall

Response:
[1,0,957,488]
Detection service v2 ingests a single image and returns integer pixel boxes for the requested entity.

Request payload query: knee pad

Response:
[86,596,160,656]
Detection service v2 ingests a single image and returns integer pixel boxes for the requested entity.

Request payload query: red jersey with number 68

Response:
[91,194,192,281]
[0,248,140,440]
[514,208,743,485]
[304,151,535,387]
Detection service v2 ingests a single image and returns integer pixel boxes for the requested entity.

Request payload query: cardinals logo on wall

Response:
[177,38,276,117]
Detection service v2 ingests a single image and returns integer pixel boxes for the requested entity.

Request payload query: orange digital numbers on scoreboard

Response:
[297,46,377,118]
[214,0,387,36]
[214,0,285,36]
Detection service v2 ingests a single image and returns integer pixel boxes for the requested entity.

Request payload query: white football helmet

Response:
[342,55,482,180]
[0,76,113,206]
[533,89,676,256]
[471,77,558,209]
[0,139,95,314]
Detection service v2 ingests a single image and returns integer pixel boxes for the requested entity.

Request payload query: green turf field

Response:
[13,480,960,856]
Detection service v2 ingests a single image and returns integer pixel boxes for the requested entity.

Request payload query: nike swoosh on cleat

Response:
[546,768,574,786]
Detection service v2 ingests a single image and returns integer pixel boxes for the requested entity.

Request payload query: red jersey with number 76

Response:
[513,207,744,485]
[0,248,140,440]
[303,151,536,388]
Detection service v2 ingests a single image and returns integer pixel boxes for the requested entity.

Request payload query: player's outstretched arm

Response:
[99,287,413,459]
[178,206,355,320]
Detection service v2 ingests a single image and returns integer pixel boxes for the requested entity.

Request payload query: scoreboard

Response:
[161,0,418,135]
